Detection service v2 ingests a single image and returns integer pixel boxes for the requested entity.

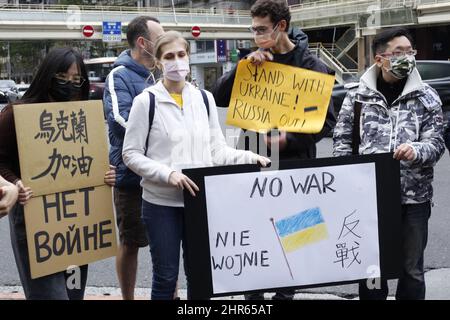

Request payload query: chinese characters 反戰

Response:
[334,210,362,269]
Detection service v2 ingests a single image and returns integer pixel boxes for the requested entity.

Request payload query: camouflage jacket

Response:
[333,65,445,204]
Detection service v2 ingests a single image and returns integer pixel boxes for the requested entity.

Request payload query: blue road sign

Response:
[102,21,122,42]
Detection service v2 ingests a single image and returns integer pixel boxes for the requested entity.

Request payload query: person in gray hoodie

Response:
[333,27,445,300]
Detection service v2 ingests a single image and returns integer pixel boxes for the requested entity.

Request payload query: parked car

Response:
[0,79,19,107]
[84,57,117,101]
[15,83,30,99]
[331,60,450,116]
[0,91,8,111]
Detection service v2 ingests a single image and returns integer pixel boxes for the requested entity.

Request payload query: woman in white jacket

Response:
[122,31,269,300]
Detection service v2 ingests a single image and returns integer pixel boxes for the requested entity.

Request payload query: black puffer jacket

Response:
[212,28,336,160]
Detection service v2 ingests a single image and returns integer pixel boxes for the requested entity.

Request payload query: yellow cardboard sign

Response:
[226,60,335,133]
[13,100,109,197]
[25,185,118,279]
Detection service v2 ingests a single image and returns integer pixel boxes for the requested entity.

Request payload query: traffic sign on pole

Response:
[102,21,122,42]
[191,26,201,38]
[82,25,94,38]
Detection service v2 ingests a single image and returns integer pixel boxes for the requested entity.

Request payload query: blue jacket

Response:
[103,50,155,188]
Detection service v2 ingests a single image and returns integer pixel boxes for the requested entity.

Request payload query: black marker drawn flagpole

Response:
[270,217,294,280]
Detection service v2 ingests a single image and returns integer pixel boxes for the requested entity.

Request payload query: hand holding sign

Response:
[226,60,335,133]
[0,183,19,216]
[169,171,200,197]
[247,49,273,66]
[256,155,271,167]
[16,180,33,206]
[104,165,116,186]
[264,130,287,151]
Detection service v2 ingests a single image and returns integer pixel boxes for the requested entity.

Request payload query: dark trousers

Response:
[9,204,88,300]
[141,200,189,300]
[359,201,431,300]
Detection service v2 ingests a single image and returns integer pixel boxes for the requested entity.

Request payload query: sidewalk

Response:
[1,268,449,300]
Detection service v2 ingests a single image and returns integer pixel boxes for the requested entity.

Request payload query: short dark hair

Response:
[251,0,291,31]
[126,16,160,48]
[20,47,89,104]
[371,27,414,56]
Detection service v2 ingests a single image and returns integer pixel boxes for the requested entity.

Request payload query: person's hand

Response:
[256,156,271,167]
[15,180,33,206]
[393,144,415,161]
[264,131,288,151]
[168,172,200,197]
[104,165,116,187]
[0,184,19,216]
[247,50,273,66]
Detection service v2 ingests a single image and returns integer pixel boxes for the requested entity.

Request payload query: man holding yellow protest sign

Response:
[214,0,335,162]
[212,0,336,300]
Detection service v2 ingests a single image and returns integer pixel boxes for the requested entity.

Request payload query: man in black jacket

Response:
[212,0,336,300]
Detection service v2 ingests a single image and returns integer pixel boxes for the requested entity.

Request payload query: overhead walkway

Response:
[0,3,253,40]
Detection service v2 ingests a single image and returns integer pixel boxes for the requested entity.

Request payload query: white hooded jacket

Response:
[123,81,259,207]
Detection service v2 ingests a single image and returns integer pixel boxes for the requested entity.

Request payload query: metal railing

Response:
[309,42,358,84]
[290,0,420,30]
[417,0,450,4]
[291,0,417,12]
[289,0,450,11]
[0,3,252,25]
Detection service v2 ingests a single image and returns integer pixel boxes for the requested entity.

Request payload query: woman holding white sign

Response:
[122,31,270,300]
[0,48,116,300]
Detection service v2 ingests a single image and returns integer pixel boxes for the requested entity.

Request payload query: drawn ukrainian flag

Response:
[275,207,328,253]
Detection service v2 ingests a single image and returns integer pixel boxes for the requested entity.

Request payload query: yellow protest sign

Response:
[14,100,109,197]
[226,60,335,133]
[24,185,118,279]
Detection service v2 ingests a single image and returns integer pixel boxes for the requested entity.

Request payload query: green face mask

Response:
[387,54,416,79]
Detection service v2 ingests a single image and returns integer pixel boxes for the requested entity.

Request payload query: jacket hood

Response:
[288,27,309,59]
[359,64,426,102]
[114,49,152,79]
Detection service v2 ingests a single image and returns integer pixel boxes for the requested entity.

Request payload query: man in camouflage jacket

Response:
[333,27,444,300]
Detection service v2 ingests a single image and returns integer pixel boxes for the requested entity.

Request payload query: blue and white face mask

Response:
[387,54,416,79]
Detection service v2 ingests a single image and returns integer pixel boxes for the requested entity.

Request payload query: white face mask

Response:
[162,59,190,82]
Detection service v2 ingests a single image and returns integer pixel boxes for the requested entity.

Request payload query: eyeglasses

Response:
[54,73,85,87]
[248,23,279,36]
[379,49,417,58]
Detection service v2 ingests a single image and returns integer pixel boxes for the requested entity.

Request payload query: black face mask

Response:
[49,78,82,102]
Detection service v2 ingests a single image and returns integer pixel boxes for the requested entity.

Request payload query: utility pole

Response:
[171,0,178,24]
[7,41,11,80]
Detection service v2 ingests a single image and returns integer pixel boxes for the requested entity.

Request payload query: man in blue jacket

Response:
[103,15,164,300]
